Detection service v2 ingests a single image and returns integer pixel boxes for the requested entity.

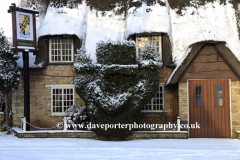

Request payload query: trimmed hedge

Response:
[74,40,162,140]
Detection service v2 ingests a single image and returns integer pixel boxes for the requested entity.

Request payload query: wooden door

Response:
[189,80,231,138]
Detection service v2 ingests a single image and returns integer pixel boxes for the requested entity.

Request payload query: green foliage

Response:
[138,44,162,69]
[34,0,166,16]
[65,104,90,130]
[168,0,227,15]
[0,29,20,94]
[74,48,93,74]
[96,41,136,65]
[74,40,162,140]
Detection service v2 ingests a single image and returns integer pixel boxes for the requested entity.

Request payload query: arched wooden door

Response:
[189,80,231,138]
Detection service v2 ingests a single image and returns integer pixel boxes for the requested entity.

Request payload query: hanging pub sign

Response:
[16,11,34,48]
[8,3,39,131]
[8,3,39,54]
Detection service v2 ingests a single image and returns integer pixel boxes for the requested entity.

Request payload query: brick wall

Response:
[178,80,240,138]
[12,65,179,131]
[12,65,85,129]
[140,66,179,127]
[231,81,240,138]
[178,82,188,122]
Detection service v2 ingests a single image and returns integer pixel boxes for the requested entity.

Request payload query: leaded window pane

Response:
[49,37,73,62]
[143,85,164,111]
[52,88,74,113]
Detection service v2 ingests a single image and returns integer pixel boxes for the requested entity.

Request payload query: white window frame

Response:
[141,83,165,112]
[49,37,74,63]
[136,34,162,58]
[45,84,75,115]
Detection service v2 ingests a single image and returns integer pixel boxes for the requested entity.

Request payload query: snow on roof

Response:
[166,47,192,85]
[37,1,172,63]
[36,0,240,67]
[38,3,87,40]
[15,5,39,12]
[84,5,126,63]
[167,26,226,85]
[189,27,225,46]
[166,1,240,85]
[125,0,172,40]
[170,1,240,65]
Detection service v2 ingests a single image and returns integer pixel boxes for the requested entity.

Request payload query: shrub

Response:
[74,40,162,140]
[65,104,90,130]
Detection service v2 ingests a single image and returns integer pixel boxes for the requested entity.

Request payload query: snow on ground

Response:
[0,132,240,160]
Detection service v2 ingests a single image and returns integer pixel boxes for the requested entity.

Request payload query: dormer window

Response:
[49,37,74,63]
[136,34,162,57]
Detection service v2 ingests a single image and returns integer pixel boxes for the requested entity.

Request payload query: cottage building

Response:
[12,0,240,138]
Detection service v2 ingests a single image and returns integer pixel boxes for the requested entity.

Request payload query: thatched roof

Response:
[31,0,240,70]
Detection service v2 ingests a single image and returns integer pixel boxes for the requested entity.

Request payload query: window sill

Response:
[48,62,74,65]
[48,114,66,117]
[141,111,167,115]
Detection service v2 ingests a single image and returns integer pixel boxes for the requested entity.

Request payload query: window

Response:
[49,37,74,63]
[50,86,74,114]
[216,86,223,106]
[136,35,162,57]
[142,84,164,112]
[195,85,202,106]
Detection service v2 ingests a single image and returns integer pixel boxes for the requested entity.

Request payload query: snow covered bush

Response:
[65,104,89,130]
[74,40,162,140]
[0,29,20,131]
[137,44,162,69]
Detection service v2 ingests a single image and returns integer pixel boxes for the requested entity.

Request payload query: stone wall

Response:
[178,82,188,122]
[15,131,97,139]
[231,81,240,138]
[178,80,240,138]
[140,66,179,127]
[12,65,85,129]
[13,129,188,139]
[12,64,179,132]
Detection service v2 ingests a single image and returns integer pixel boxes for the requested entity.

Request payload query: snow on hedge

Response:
[74,41,162,111]
[0,29,20,90]
[84,5,126,63]
[137,45,162,68]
